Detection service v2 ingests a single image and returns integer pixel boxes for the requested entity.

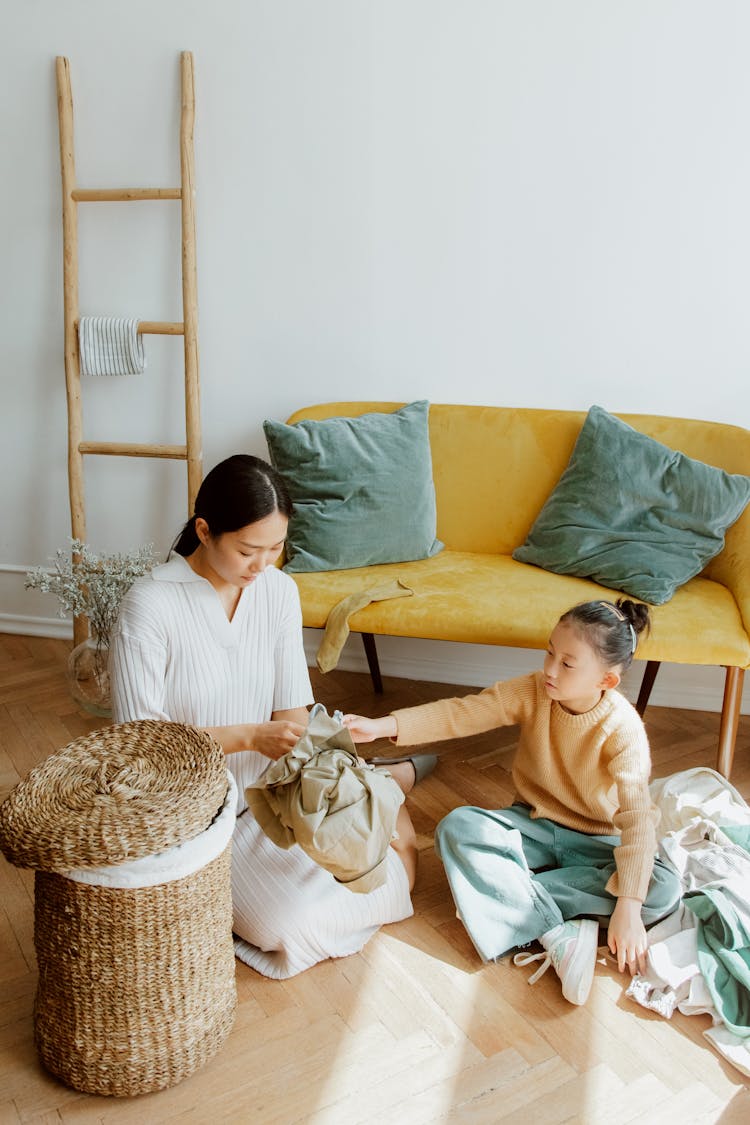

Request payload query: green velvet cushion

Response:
[263,400,443,573]
[513,405,750,605]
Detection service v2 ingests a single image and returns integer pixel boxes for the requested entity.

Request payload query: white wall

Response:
[2,2,749,710]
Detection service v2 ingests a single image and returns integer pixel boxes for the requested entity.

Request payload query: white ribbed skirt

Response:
[227,751,413,979]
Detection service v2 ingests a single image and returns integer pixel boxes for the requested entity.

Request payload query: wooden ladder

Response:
[55,52,202,644]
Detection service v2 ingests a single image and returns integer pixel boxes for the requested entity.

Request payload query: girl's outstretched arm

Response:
[343,714,398,743]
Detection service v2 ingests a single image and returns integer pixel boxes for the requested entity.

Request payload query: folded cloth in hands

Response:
[245,704,404,893]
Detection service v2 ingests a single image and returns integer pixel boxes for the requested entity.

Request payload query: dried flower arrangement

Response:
[25,538,157,714]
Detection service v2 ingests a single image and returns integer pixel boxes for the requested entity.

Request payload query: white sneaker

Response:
[513,919,599,1005]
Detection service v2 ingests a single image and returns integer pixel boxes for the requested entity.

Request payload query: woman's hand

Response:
[607,896,649,975]
[248,719,306,759]
[205,708,307,758]
[342,714,398,743]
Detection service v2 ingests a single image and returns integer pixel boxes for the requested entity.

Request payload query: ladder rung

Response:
[72,188,181,202]
[138,321,184,335]
[73,319,184,335]
[79,442,188,459]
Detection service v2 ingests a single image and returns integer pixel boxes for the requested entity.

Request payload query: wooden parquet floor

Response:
[1,633,750,1124]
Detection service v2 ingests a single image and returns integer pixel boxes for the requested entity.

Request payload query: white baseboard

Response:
[0,613,73,640]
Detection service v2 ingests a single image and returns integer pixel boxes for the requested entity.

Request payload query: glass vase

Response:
[67,637,112,718]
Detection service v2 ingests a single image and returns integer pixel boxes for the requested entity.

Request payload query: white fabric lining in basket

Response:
[63,772,237,889]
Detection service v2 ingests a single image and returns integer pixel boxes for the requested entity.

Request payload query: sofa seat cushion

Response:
[291,551,750,668]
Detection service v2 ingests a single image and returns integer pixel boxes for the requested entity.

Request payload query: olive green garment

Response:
[316,579,413,673]
[245,704,404,893]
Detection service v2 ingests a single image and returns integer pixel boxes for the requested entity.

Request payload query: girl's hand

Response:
[248,720,306,759]
[607,896,649,975]
[342,714,398,743]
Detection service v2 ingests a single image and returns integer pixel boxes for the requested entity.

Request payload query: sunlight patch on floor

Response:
[305,930,484,1123]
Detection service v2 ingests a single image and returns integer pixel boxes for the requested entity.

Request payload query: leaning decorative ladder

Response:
[55,52,202,645]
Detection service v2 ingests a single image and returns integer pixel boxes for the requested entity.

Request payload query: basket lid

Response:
[0,720,228,871]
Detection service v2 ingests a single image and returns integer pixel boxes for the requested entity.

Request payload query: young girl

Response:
[344,598,682,1006]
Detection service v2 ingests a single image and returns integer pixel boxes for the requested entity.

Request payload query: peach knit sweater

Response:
[393,670,659,901]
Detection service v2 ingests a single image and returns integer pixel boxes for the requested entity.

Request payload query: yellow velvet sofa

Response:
[285,402,750,778]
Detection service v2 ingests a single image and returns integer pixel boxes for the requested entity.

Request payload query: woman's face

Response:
[196,510,288,588]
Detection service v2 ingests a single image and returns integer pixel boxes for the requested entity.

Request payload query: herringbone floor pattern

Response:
[1,634,749,1123]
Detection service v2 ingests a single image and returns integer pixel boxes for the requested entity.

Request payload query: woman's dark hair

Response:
[172,454,293,556]
[558,598,651,673]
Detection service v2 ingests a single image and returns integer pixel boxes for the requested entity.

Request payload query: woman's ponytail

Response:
[171,514,201,558]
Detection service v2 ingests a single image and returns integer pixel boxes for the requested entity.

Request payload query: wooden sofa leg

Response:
[635,661,661,717]
[361,633,383,694]
[717,666,744,779]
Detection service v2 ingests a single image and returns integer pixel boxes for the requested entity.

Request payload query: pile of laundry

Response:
[627,767,750,1077]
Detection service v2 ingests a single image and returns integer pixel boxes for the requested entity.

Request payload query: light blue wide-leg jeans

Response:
[434,803,681,962]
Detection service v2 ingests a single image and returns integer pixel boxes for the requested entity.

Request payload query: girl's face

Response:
[543,621,620,714]
[195,510,288,589]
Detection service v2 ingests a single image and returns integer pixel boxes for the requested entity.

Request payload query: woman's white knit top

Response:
[111,553,313,726]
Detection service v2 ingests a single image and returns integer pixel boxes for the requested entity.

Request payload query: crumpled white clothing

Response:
[625,903,714,1020]
[625,767,750,1077]
[703,1026,750,1079]
[659,816,750,891]
[649,766,750,837]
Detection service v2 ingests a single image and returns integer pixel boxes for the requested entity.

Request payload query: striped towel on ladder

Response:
[78,317,146,376]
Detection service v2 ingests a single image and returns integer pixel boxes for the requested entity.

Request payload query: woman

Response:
[111,454,427,978]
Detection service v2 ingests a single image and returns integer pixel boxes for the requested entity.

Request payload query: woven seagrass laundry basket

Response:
[0,720,238,1097]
